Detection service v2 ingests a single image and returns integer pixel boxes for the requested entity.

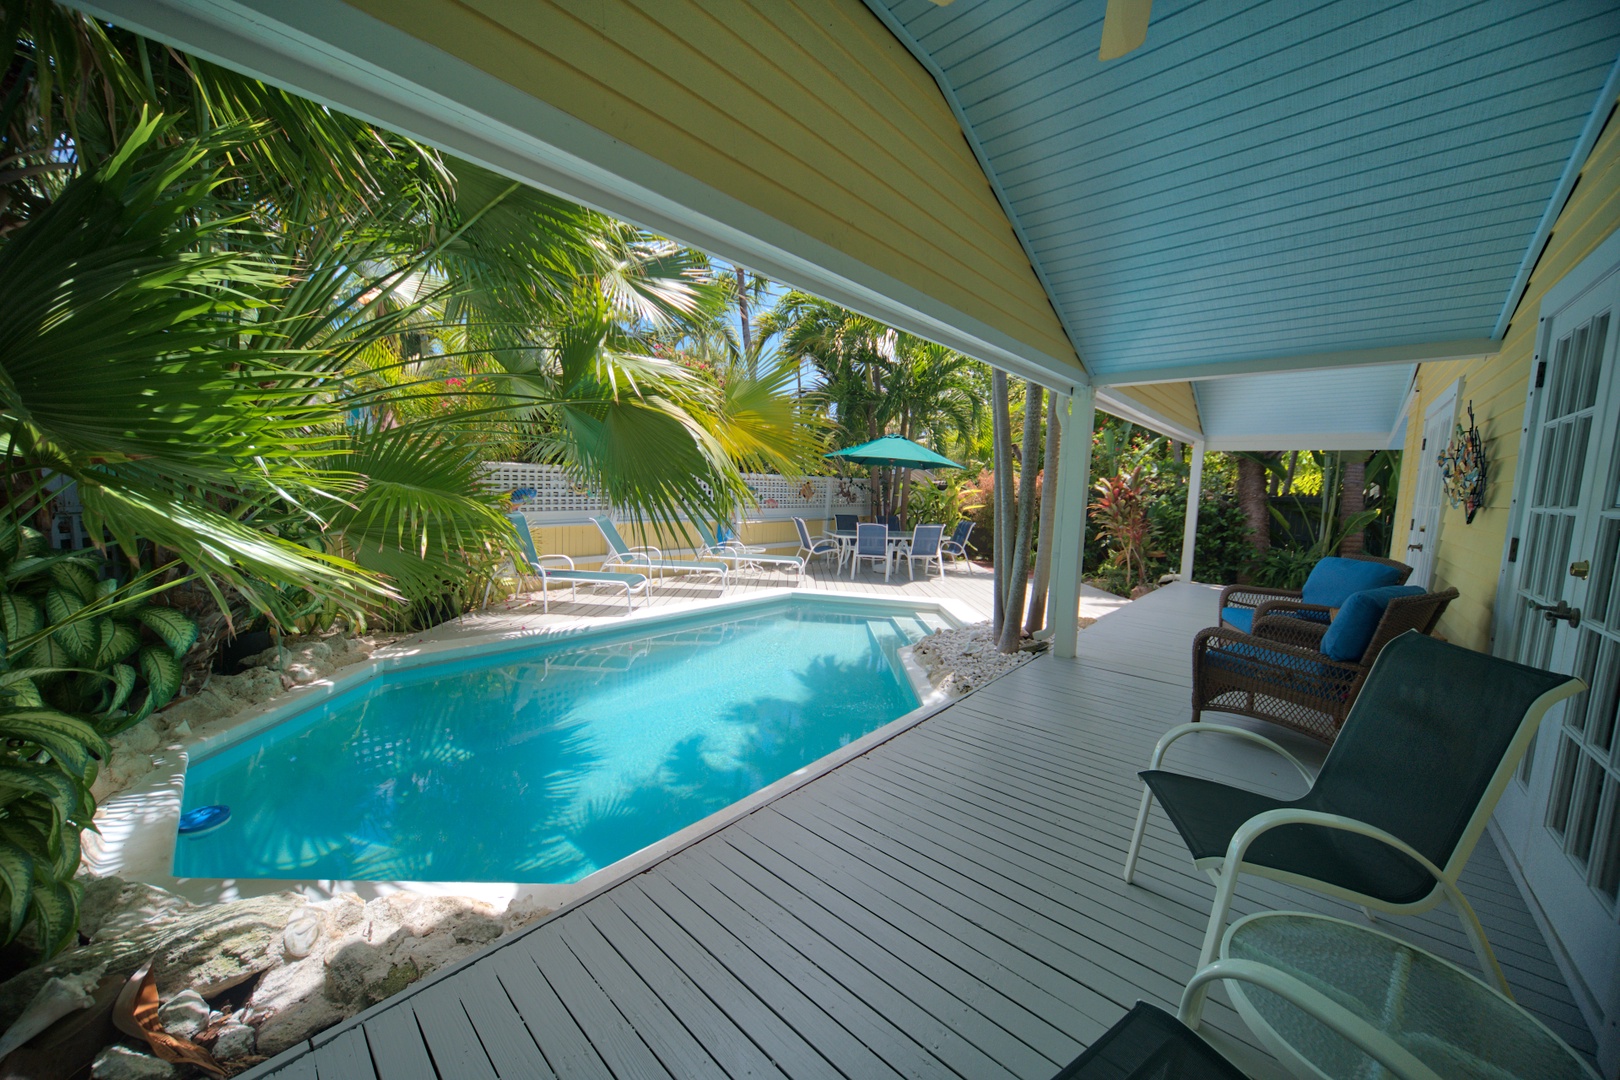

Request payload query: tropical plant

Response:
[0,521,195,954]
[1092,465,1155,593]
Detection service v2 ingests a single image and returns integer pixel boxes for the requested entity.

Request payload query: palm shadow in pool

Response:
[567,652,915,872]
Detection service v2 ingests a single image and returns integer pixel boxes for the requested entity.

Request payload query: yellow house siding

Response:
[1394,112,1620,651]
[343,0,1081,378]
[1107,382,1202,437]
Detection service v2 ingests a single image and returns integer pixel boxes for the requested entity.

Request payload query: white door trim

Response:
[1404,380,1460,590]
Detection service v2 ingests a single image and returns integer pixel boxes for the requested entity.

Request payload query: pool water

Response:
[174,599,942,884]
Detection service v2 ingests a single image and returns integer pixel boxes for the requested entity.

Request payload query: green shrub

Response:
[0,521,195,954]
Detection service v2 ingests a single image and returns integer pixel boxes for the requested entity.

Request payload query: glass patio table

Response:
[832,527,923,573]
[1216,911,1595,1080]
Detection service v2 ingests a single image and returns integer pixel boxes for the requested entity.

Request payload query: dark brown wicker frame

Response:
[1192,588,1459,743]
[1218,553,1413,628]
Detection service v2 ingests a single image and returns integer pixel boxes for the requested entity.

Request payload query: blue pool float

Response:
[178,805,231,836]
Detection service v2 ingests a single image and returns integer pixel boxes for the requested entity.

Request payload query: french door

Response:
[1403,384,1457,589]
[1500,260,1620,1069]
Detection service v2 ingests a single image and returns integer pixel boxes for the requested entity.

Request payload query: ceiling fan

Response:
[925,0,1152,61]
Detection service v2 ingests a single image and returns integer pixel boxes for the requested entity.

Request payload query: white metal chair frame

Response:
[897,524,947,581]
[794,517,844,572]
[1177,911,1600,1080]
[848,522,891,580]
[940,521,975,566]
[592,516,729,590]
[1123,666,1582,998]
[695,520,805,580]
[524,554,650,613]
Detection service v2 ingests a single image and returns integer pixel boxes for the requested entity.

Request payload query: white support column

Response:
[1180,439,1205,581]
[1051,386,1096,659]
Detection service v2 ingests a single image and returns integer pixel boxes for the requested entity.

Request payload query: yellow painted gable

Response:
[1103,382,1202,439]
[341,0,1082,382]
[1394,110,1620,651]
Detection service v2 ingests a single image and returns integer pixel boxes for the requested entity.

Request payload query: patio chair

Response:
[940,520,975,565]
[835,513,859,532]
[1192,585,1457,743]
[897,524,946,581]
[714,517,765,554]
[591,516,729,590]
[794,517,843,570]
[1048,1002,1245,1080]
[692,519,805,579]
[485,513,650,613]
[881,513,902,532]
[1218,554,1412,633]
[1125,631,1583,994]
[848,522,890,580]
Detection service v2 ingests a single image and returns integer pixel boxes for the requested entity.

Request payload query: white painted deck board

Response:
[247,582,1596,1078]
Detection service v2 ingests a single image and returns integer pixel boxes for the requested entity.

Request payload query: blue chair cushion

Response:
[1319,585,1426,662]
[1300,557,1403,608]
[1222,607,1254,633]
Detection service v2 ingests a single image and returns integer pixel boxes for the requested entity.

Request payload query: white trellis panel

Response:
[480,463,869,523]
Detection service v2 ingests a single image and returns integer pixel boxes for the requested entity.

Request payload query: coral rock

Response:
[90,1045,182,1080]
[157,988,209,1039]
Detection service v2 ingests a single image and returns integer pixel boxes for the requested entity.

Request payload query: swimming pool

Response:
[174,597,946,884]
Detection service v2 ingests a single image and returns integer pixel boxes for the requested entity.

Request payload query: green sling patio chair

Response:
[487,513,649,613]
[1048,1002,1246,1080]
[591,515,729,589]
[691,519,805,579]
[1125,631,1582,996]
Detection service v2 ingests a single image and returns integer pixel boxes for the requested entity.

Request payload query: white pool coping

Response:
[84,587,981,915]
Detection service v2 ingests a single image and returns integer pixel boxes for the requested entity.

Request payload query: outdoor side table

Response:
[1209,911,1595,1080]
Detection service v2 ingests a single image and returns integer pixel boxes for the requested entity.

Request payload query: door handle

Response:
[1533,599,1582,627]
[1407,543,1423,552]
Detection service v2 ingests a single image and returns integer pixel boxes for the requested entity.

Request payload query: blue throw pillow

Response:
[1320,585,1426,662]
[1222,607,1255,633]
[1301,557,1403,607]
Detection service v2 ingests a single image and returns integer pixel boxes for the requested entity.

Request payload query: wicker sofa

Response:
[1218,554,1412,632]
[1192,587,1459,743]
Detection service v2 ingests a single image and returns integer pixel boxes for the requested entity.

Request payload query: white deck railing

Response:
[480,462,871,523]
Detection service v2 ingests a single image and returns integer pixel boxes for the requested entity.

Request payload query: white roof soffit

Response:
[1190,365,1417,452]
[68,0,1084,395]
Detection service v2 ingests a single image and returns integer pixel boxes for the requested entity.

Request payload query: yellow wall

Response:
[1393,112,1620,651]
[1107,382,1202,437]
[344,0,1082,381]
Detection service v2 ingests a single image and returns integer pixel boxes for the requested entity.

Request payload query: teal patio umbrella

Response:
[825,434,963,470]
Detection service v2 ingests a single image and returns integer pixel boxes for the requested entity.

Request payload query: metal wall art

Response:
[1438,400,1487,524]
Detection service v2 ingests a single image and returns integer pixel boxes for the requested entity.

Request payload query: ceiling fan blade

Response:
[1099,0,1152,61]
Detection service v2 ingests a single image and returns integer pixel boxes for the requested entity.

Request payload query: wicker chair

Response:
[1218,553,1412,631]
[1192,587,1458,743]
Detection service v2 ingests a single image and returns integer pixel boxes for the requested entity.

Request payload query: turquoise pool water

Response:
[174,599,941,884]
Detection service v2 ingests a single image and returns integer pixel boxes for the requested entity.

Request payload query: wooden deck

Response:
[248,583,1594,1079]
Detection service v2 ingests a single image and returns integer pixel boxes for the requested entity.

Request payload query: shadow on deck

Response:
[247,583,1592,1079]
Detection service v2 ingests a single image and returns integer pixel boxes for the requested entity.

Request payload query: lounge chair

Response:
[489,513,649,613]
[794,517,843,570]
[692,519,805,579]
[1219,554,1411,633]
[940,520,974,565]
[897,523,946,581]
[1193,585,1457,742]
[591,515,728,590]
[1125,631,1583,994]
[848,522,891,579]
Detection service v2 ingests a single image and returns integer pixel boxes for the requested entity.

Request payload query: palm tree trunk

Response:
[991,370,1012,642]
[1001,382,1042,653]
[1025,392,1061,636]
[1338,452,1368,555]
[1281,450,1300,496]
[735,265,752,357]
[1237,453,1273,579]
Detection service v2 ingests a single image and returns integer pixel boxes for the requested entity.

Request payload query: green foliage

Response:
[0,521,193,955]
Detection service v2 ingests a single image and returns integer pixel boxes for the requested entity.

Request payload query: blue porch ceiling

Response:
[868,0,1620,381]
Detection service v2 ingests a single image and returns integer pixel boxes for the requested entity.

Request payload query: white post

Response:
[822,475,834,531]
[1180,439,1205,582]
[1051,386,1096,659]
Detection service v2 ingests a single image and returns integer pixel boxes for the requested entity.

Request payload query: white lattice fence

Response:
[480,463,869,523]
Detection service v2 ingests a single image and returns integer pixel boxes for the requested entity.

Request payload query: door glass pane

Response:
[1593,781,1620,904]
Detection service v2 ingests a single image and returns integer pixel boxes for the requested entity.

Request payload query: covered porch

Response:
[247,585,1592,1079]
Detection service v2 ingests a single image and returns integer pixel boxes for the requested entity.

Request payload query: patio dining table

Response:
[832,527,916,574]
